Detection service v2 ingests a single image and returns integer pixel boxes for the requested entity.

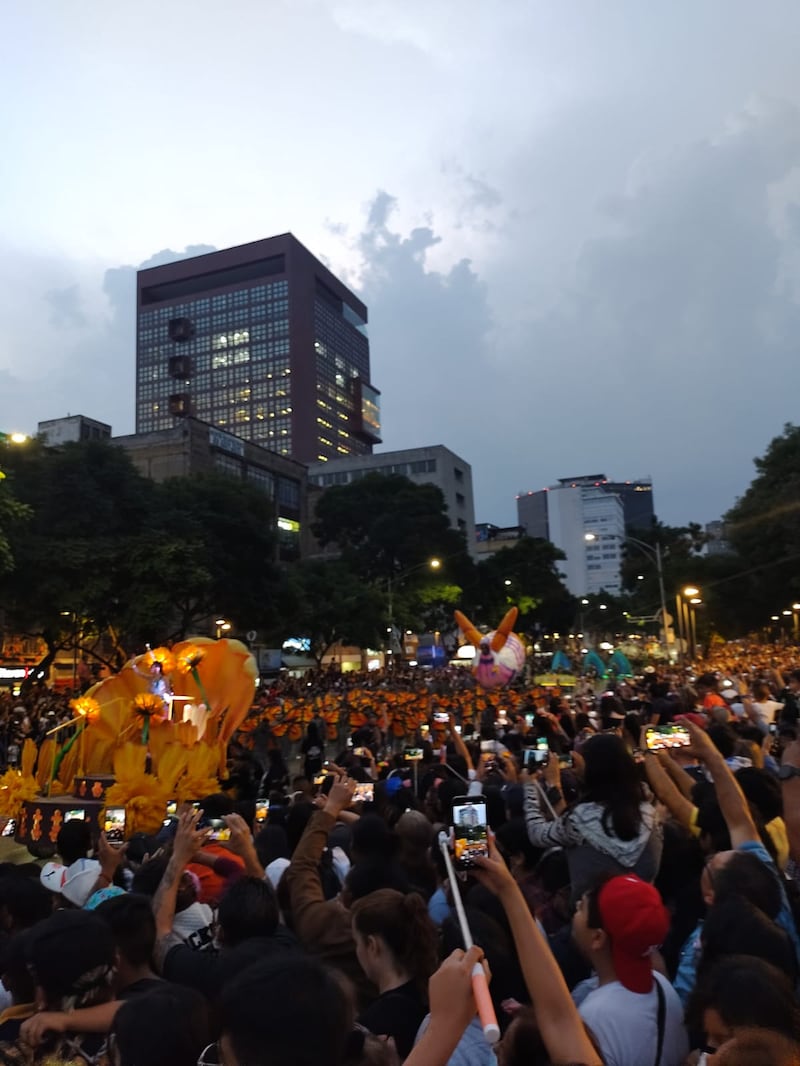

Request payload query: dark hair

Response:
[735,768,783,824]
[112,984,210,1066]
[351,889,438,994]
[131,856,168,897]
[344,860,410,903]
[699,897,797,982]
[687,955,800,1040]
[198,793,234,820]
[351,814,396,864]
[27,910,115,1004]
[221,956,352,1066]
[711,852,782,920]
[707,724,737,760]
[254,825,290,869]
[0,875,53,930]
[218,877,279,946]
[0,930,35,1004]
[495,818,542,871]
[56,819,91,865]
[95,893,156,967]
[286,802,314,854]
[580,733,644,840]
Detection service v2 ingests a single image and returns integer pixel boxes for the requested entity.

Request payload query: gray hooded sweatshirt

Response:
[524,785,662,901]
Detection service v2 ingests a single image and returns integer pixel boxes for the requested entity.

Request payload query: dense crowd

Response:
[0,650,799,1063]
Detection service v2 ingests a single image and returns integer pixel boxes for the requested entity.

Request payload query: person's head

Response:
[351,889,438,993]
[572,874,669,991]
[699,895,797,980]
[341,861,410,908]
[95,893,156,986]
[0,874,53,931]
[351,814,396,865]
[27,910,115,1010]
[788,669,800,693]
[111,984,210,1066]
[697,673,718,696]
[0,930,35,1005]
[714,1028,800,1065]
[687,955,800,1055]
[56,819,92,866]
[217,876,279,947]
[254,825,290,869]
[735,767,783,825]
[580,733,644,840]
[706,724,737,760]
[219,956,352,1066]
[198,793,234,820]
[752,680,772,702]
[700,849,782,915]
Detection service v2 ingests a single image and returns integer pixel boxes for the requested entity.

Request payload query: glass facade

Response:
[136,279,293,456]
[313,293,371,461]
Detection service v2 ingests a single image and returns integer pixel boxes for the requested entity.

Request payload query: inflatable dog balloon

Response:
[454,607,526,690]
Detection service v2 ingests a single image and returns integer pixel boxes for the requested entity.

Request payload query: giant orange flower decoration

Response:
[69,696,101,721]
[141,647,176,674]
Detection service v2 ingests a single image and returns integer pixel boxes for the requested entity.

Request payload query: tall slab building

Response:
[135,235,381,465]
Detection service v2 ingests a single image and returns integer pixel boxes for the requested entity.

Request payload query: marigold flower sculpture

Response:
[133,692,167,745]
[141,646,177,674]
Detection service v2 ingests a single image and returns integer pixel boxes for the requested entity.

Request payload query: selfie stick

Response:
[437,831,500,1045]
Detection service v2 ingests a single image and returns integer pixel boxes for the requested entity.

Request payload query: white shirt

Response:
[577,972,688,1066]
[751,699,783,730]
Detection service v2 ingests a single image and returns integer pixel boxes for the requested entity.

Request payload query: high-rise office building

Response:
[136,234,381,465]
[516,474,653,597]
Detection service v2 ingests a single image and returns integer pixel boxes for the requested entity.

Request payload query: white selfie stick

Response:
[437,831,500,1045]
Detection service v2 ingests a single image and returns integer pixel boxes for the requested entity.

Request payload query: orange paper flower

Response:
[175,645,206,674]
[141,647,176,674]
[69,696,101,721]
[133,693,166,720]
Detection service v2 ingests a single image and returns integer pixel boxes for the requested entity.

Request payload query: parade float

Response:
[0,638,257,849]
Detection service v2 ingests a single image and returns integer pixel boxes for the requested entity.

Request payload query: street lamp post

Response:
[585,533,670,653]
[385,558,441,657]
[793,603,800,642]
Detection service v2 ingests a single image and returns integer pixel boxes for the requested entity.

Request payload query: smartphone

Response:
[353,747,371,758]
[352,782,374,803]
[104,806,126,846]
[522,747,550,770]
[404,748,424,761]
[645,726,691,750]
[455,725,462,734]
[557,753,574,770]
[205,818,231,843]
[255,801,269,824]
[313,773,329,787]
[433,712,449,723]
[525,713,534,728]
[420,724,430,736]
[1,820,16,838]
[166,800,178,817]
[451,797,489,870]
[191,802,201,812]
[64,809,85,823]
[769,723,778,735]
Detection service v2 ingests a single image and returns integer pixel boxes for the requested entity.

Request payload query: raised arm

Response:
[523,781,582,849]
[644,751,696,828]
[685,720,759,847]
[448,713,474,771]
[474,840,601,1065]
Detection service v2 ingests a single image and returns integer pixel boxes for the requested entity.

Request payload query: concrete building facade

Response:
[114,418,308,561]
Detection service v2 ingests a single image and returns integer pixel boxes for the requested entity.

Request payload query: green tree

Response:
[464,537,574,635]
[279,559,386,665]
[0,467,31,576]
[312,474,474,585]
[724,423,800,623]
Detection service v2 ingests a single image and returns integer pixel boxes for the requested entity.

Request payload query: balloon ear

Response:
[454,610,482,646]
[490,607,519,652]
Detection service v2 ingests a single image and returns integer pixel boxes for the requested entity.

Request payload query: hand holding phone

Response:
[451,798,489,869]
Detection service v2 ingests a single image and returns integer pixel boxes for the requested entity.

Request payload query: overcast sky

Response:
[2,1,800,529]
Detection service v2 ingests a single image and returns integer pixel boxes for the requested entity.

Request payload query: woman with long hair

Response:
[351,889,439,1060]
[524,732,662,901]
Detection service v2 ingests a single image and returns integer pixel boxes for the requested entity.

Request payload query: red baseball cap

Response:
[597,875,669,993]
